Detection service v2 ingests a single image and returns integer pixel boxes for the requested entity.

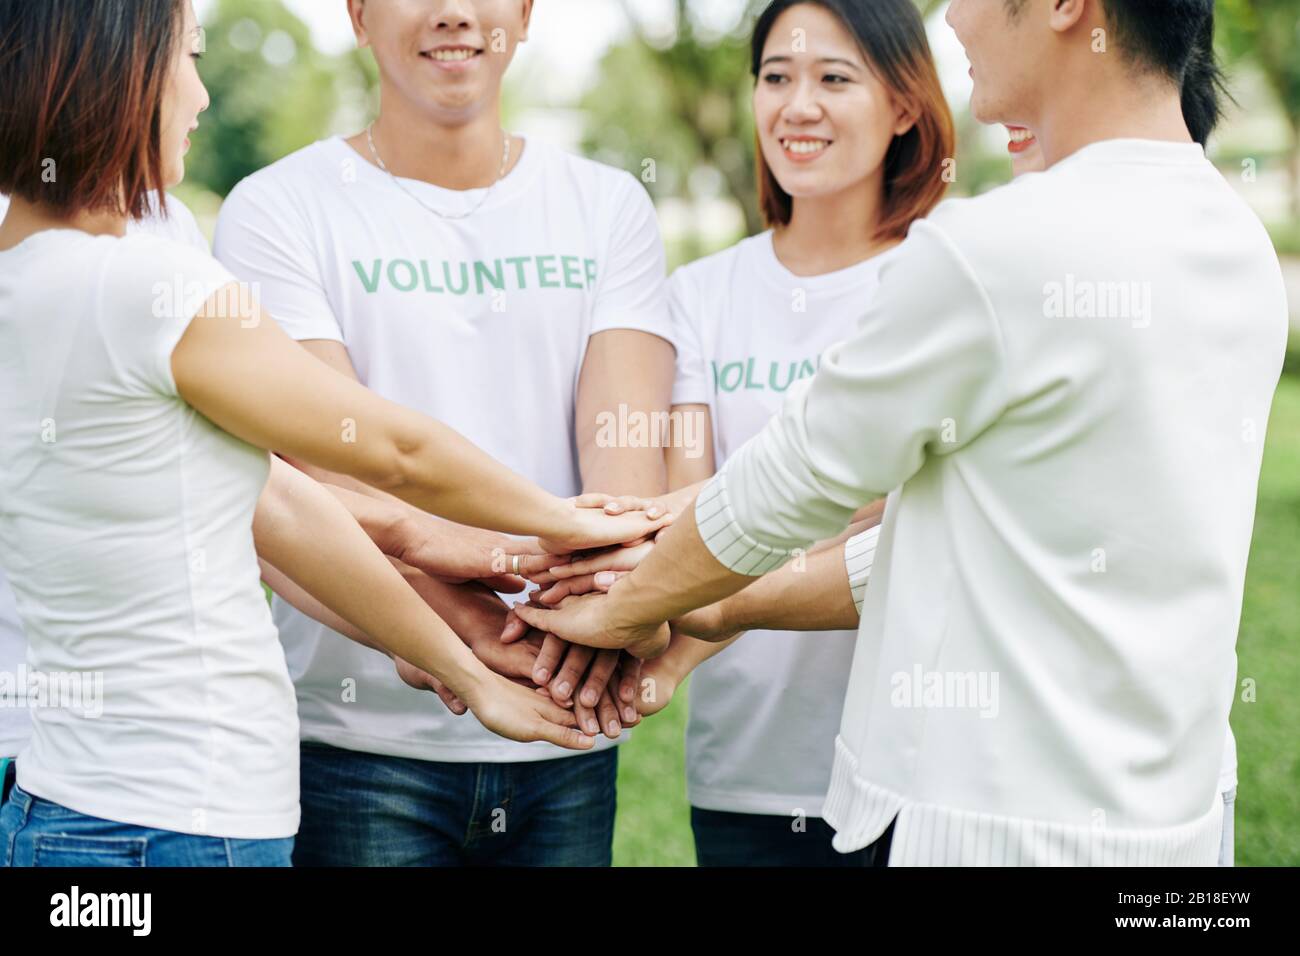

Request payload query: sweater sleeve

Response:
[695,221,1010,575]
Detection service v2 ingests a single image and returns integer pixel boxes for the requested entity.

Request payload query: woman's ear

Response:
[893,96,920,138]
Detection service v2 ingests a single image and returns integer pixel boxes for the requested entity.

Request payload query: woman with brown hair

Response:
[0,0,664,866]
[527,0,954,865]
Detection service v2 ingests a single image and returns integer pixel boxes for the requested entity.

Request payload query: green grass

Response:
[613,376,1300,867]
[1233,374,1300,866]
[1268,221,1300,258]
[611,677,695,867]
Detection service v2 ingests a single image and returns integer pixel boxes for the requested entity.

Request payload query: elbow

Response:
[363,428,429,498]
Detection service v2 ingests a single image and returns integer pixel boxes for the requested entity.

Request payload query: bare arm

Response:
[665,403,715,492]
[576,329,676,498]
[171,290,669,552]
[252,458,592,748]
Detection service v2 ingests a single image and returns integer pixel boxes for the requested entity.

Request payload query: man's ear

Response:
[1048,0,1090,36]
[520,0,534,43]
[348,0,369,49]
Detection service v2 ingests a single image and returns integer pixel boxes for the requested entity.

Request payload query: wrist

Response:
[440,652,492,708]
[605,585,654,640]
[660,635,695,685]
[381,510,429,563]
[538,495,574,543]
[711,592,744,640]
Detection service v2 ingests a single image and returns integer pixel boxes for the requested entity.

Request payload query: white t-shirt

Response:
[671,232,889,815]
[0,226,299,839]
[214,135,673,762]
[0,193,210,760]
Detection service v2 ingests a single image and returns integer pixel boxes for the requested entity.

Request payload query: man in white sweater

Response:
[516,0,1288,865]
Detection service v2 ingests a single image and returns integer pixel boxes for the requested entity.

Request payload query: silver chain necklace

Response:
[365,123,512,221]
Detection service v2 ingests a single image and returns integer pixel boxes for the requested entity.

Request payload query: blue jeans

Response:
[1,780,293,867]
[293,742,618,866]
[691,806,878,867]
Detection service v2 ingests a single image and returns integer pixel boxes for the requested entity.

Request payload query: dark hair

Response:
[1179,6,1229,146]
[0,0,183,219]
[751,0,955,241]
[1099,0,1215,84]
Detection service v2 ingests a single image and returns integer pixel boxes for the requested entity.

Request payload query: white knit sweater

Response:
[696,140,1287,865]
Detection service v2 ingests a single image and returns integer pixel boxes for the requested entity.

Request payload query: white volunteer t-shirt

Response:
[214,135,672,762]
[0,193,210,761]
[0,225,298,839]
[671,231,890,815]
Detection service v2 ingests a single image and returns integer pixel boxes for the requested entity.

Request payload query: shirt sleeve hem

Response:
[844,524,882,615]
[588,320,678,352]
[274,321,346,345]
[670,382,711,407]
[694,473,797,577]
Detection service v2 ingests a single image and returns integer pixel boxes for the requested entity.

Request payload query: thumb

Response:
[500,608,529,644]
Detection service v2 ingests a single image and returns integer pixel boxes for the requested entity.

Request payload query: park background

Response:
[184,0,1300,866]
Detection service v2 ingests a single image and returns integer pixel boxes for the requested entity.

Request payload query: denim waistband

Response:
[4,777,33,817]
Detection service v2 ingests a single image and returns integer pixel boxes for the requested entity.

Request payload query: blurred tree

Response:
[581,0,764,254]
[187,0,376,198]
[1218,0,1300,217]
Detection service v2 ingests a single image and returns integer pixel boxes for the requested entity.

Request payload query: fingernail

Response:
[623,706,636,722]
[556,681,571,699]
[595,572,616,587]
[533,668,549,684]
[647,508,661,518]
[585,718,599,734]
[607,721,621,737]
[606,503,623,514]
[581,689,598,707]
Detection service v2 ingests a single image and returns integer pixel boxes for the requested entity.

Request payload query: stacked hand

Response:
[393,493,675,740]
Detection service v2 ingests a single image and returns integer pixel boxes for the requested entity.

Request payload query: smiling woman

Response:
[751,0,953,244]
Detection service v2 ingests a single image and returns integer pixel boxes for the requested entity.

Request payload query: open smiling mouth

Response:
[421,46,483,64]
[1006,125,1038,154]
[780,137,832,159]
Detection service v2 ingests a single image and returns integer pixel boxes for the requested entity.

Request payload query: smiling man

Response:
[516,0,1289,866]
[215,0,676,867]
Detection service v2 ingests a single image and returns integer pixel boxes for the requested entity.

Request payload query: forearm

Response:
[665,404,715,492]
[317,480,415,557]
[710,542,860,633]
[608,503,754,631]
[285,454,418,513]
[252,460,486,697]
[660,629,739,678]
[259,558,374,649]
[577,331,674,497]
[379,411,568,536]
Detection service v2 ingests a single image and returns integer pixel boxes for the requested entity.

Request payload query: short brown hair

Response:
[752,0,956,242]
[0,0,183,220]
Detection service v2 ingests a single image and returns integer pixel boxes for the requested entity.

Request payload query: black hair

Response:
[1099,0,1216,85]
[1179,5,1229,146]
